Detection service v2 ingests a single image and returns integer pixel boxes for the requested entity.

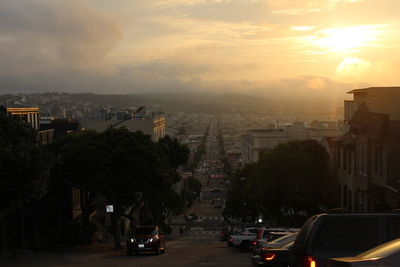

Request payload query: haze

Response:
[1,0,399,101]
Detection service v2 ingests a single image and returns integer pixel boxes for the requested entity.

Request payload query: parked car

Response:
[220,228,233,242]
[126,226,166,255]
[328,238,400,266]
[252,228,299,250]
[228,227,259,251]
[256,233,298,251]
[251,241,295,266]
[293,212,400,267]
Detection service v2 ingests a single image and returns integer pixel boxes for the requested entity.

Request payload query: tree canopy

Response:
[0,112,50,209]
[223,140,335,226]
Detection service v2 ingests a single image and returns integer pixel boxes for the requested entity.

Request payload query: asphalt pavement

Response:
[2,234,251,267]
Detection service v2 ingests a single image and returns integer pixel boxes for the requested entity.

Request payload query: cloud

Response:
[0,0,121,76]
[336,57,372,79]
[0,0,399,96]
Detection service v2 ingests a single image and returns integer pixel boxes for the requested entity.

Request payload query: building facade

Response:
[81,111,166,142]
[6,107,40,130]
[242,121,342,164]
[337,87,400,212]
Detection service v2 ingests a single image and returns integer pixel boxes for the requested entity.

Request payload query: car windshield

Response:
[358,238,400,259]
[135,228,157,235]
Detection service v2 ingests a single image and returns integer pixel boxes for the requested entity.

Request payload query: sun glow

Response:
[312,25,383,52]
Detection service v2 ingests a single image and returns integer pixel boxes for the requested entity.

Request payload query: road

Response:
[3,234,251,267]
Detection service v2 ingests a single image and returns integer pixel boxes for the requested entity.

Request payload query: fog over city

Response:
[1,0,400,101]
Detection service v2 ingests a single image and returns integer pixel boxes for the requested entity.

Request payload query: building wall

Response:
[353,87,400,120]
[6,107,40,130]
[338,87,400,212]
[81,114,166,142]
[243,122,342,164]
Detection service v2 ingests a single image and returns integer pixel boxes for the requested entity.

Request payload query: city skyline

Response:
[1,0,399,100]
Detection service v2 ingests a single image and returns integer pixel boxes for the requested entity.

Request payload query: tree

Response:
[223,140,334,226]
[223,163,259,222]
[158,135,190,170]
[52,128,190,248]
[0,112,50,209]
[253,141,333,222]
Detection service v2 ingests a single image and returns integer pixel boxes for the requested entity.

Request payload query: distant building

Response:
[242,121,342,164]
[5,107,54,144]
[337,87,400,212]
[40,119,80,140]
[81,111,166,142]
[6,107,40,130]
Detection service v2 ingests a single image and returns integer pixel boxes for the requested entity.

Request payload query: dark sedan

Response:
[127,226,166,255]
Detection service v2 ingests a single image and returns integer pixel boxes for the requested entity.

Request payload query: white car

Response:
[257,232,298,250]
[228,227,259,250]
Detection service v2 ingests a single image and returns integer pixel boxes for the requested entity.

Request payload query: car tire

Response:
[155,247,161,255]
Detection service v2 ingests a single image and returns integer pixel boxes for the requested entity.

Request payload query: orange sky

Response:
[1,0,399,97]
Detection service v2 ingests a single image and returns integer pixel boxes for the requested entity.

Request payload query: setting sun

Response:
[312,25,383,52]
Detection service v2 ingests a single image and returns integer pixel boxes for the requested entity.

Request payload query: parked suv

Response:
[293,212,400,267]
[127,226,166,255]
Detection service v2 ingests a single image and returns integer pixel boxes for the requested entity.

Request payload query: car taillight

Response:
[228,237,233,242]
[262,253,276,261]
[304,256,317,267]
[252,240,256,246]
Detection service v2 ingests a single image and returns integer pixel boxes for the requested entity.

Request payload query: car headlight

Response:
[148,238,154,242]
[130,238,135,243]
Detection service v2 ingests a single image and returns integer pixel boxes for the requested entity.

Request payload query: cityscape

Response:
[1,1,400,267]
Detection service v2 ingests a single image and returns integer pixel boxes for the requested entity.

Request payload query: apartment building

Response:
[337,87,400,212]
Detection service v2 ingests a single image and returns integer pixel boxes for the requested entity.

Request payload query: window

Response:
[313,217,380,252]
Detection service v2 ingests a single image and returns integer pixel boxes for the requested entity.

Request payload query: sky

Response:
[1,0,400,100]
